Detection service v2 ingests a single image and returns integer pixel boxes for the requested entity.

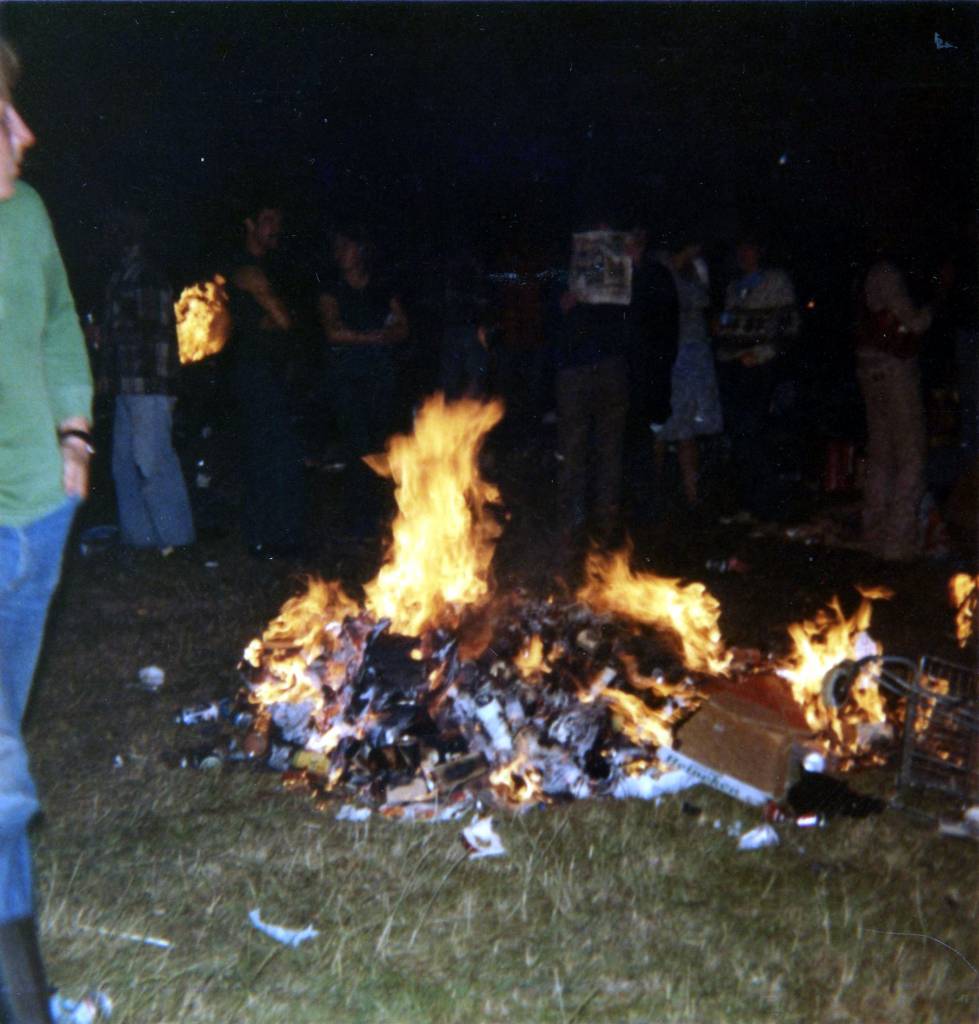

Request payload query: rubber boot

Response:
[0,917,52,1024]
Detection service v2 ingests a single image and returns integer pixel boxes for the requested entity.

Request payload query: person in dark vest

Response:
[226,194,306,559]
[318,226,408,539]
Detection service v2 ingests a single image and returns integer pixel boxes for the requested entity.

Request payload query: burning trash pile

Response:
[177,395,966,821]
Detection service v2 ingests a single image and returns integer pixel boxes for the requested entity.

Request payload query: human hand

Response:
[61,439,91,499]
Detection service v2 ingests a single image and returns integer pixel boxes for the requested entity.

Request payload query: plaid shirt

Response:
[103,246,179,395]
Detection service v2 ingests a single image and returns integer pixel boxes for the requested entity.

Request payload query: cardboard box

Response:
[671,672,817,802]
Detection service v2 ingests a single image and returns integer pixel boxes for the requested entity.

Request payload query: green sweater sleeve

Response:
[40,203,93,426]
[0,182,93,525]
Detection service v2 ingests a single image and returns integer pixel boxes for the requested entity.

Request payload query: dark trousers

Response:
[232,360,305,549]
[556,356,629,532]
[718,360,780,518]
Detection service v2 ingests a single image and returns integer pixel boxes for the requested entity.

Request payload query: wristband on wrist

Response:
[57,428,96,455]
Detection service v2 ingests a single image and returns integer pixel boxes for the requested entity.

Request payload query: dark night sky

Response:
[2,2,976,317]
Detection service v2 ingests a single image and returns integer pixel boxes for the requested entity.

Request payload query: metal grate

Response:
[897,656,979,800]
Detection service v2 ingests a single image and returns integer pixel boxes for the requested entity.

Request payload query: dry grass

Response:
[23,495,979,1023]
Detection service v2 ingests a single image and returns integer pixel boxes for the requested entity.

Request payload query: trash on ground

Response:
[664,672,820,803]
[50,990,113,1023]
[460,815,506,859]
[78,524,118,557]
[787,771,885,819]
[77,923,172,949]
[137,665,165,691]
[248,908,319,947]
[611,768,699,801]
[336,804,372,822]
[737,824,780,851]
[938,805,979,842]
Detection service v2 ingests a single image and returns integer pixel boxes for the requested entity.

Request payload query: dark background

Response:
[3,2,976,356]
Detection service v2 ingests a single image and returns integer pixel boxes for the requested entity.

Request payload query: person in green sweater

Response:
[0,40,93,1023]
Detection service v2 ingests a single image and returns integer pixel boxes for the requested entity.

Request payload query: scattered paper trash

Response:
[460,815,506,859]
[77,924,171,949]
[248,908,319,948]
[336,804,372,822]
[938,805,979,842]
[50,990,113,1023]
[137,665,165,691]
[737,824,780,851]
[78,524,118,558]
[611,768,699,801]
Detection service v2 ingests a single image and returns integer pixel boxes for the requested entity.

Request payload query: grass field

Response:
[24,457,979,1023]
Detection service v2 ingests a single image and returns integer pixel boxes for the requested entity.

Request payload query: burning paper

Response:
[175,275,231,365]
[949,574,977,648]
[204,395,903,821]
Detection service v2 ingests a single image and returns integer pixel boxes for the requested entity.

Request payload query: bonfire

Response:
[211,394,906,819]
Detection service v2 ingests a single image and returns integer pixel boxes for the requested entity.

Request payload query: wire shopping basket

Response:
[822,654,979,800]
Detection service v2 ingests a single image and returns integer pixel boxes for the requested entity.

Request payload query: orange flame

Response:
[175,275,231,364]
[577,550,730,675]
[244,578,359,710]
[775,586,892,749]
[949,574,977,648]
[363,394,504,635]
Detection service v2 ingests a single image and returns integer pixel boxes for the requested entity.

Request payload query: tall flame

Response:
[577,550,730,674]
[363,394,504,635]
[175,275,231,364]
[949,574,977,648]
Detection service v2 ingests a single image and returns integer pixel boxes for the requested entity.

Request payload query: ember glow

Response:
[232,395,901,814]
[949,573,977,648]
[175,275,231,364]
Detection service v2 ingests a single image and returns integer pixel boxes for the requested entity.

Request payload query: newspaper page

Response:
[569,231,633,306]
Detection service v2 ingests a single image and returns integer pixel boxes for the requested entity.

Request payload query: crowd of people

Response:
[76,189,975,573]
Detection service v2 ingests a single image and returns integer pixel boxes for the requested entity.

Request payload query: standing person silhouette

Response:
[0,39,93,1022]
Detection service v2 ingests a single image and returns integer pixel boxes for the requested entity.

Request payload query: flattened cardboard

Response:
[673,672,816,800]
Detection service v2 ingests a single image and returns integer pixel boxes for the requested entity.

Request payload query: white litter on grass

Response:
[50,990,113,1023]
[460,815,507,859]
[136,665,165,691]
[737,824,780,851]
[336,804,372,822]
[611,768,699,801]
[938,805,979,841]
[248,908,319,948]
[78,924,171,949]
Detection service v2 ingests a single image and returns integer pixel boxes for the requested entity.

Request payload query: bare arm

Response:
[58,414,92,499]
[318,293,396,346]
[232,265,292,331]
[381,296,409,343]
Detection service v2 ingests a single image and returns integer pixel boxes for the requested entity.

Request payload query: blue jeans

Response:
[0,496,77,922]
[113,395,195,548]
